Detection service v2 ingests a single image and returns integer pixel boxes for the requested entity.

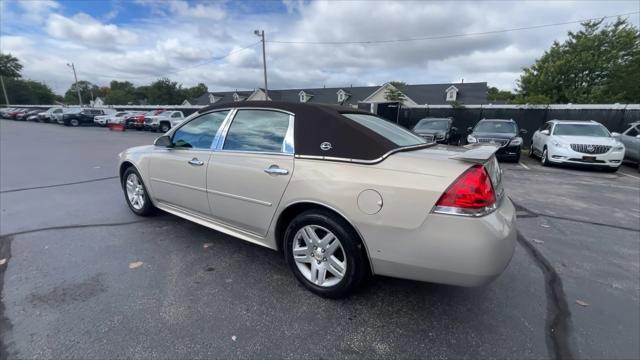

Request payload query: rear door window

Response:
[223,110,292,153]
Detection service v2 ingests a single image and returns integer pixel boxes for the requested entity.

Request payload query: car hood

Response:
[553,135,618,145]
[471,132,516,139]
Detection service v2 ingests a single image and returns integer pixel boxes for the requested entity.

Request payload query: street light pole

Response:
[254,30,269,100]
[67,63,83,107]
[0,76,9,106]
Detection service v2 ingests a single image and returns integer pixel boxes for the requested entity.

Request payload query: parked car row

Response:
[1,106,187,132]
[411,117,638,172]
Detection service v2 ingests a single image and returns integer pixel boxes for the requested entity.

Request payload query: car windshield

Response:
[342,113,426,147]
[475,121,517,134]
[553,124,610,137]
[414,119,449,131]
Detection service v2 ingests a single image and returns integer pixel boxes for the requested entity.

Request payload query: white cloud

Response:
[168,0,225,20]
[46,13,137,50]
[17,0,59,23]
[4,0,638,95]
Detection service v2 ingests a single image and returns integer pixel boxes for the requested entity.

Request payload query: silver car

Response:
[619,122,640,170]
[118,102,516,298]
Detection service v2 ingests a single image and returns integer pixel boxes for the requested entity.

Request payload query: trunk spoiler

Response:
[449,144,499,163]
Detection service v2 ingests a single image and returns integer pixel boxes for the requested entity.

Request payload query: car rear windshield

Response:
[553,124,610,137]
[474,121,517,134]
[414,119,449,131]
[342,113,426,147]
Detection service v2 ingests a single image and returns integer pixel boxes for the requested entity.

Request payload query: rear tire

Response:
[160,122,171,133]
[284,210,368,298]
[70,119,80,127]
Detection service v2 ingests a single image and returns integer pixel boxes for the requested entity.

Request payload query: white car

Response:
[530,120,625,172]
[143,110,185,132]
[94,111,130,126]
[38,107,63,123]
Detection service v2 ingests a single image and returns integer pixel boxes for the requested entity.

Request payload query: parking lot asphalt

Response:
[1,120,638,359]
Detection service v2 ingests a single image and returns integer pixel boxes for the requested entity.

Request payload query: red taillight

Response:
[435,164,496,211]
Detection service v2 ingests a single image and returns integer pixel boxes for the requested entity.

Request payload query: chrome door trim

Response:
[206,188,272,207]
[150,177,207,193]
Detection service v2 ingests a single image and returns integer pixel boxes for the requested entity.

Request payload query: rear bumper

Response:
[548,146,624,167]
[495,145,521,161]
[368,197,517,287]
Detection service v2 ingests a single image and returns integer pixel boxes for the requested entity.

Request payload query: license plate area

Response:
[582,156,597,162]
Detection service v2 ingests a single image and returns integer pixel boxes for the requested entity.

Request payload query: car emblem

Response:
[320,142,332,151]
[587,145,595,153]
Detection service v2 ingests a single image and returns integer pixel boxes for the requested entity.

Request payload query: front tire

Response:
[122,167,155,216]
[284,210,368,298]
[70,119,80,127]
[541,147,550,166]
[159,122,171,133]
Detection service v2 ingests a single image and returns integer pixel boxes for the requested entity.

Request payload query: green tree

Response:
[487,86,516,103]
[517,18,640,103]
[0,78,56,105]
[64,80,99,104]
[146,78,184,105]
[181,82,208,101]
[384,81,406,102]
[0,53,23,78]
[105,80,137,105]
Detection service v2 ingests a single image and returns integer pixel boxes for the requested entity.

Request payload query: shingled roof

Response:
[189,82,488,107]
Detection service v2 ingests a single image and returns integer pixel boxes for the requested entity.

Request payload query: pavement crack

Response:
[0,220,148,238]
[517,231,575,360]
[0,176,119,194]
[511,199,639,232]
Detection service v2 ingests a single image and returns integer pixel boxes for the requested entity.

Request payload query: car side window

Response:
[624,126,639,137]
[172,112,182,118]
[223,110,291,153]
[172,111,229,149]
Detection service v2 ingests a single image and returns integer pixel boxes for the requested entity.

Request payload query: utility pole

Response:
[67,63,83,107]
[254,30,269,100]
[0,76,9,106]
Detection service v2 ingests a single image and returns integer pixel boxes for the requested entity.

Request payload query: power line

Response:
[267,11,640,45]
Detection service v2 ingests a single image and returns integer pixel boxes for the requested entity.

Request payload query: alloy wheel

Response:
[542,149,548,165]
[70,119,80,127]
[292,225,347,287]
[125,173,145,210]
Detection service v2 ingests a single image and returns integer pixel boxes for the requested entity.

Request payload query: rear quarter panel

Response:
[274,155,471,264]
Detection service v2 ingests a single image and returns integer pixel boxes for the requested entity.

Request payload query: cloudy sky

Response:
[1,0,638,95]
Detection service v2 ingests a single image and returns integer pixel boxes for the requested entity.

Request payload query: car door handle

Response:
[188,158,204,166]
[264,166,289,175]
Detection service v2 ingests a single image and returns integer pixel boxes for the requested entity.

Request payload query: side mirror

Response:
[540,129,550,136]
[154,135,173,147]
[520,129,528,134]
[636,134,640,139]
[611,132,621,137]
[467,127,473,133]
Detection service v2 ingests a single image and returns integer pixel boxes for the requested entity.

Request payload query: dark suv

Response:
[411,117,461,145]
[63,109,109,127]
[467,119,526,162]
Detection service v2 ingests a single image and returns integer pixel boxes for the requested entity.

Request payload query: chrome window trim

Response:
[216,108,295,155]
